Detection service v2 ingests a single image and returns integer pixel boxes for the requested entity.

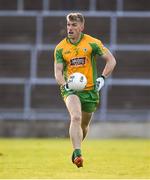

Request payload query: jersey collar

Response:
[66,33,84,46]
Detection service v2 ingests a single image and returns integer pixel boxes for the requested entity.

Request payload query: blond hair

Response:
[66,12,85,24]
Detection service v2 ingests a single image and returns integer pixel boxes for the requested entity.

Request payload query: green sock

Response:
[74,149,82,157]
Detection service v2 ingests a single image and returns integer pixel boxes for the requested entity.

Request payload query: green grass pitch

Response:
[0,138,150,179]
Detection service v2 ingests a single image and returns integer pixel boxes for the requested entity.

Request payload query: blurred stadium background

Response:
[0,0,150,138]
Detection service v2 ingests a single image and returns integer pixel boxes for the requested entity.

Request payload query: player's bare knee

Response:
[71,114,82,124]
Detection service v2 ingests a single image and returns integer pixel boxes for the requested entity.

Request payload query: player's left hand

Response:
[96,75,105,91]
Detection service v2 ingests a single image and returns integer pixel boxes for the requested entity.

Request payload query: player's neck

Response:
[69,33,82,44]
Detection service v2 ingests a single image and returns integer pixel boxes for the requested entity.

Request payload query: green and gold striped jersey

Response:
[54,33,108,90]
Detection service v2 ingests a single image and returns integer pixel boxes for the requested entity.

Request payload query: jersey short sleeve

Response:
[89,39,108,56]
[54,48,63,63]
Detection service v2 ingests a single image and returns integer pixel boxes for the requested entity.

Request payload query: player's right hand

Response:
[61,83,71,91]
[64,83,70,91]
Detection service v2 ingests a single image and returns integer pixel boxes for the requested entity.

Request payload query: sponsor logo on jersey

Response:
[70,57,86,66]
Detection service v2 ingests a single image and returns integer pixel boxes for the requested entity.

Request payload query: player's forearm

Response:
[102,57,116,78]
[101,51,116,78]
[54,63,66,86]
[55,71,66,86]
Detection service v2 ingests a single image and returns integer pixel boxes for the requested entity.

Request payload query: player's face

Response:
[67,20,84,42]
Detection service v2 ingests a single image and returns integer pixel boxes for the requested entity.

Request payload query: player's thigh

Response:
[65,94,82,117]
[81,111,93,127]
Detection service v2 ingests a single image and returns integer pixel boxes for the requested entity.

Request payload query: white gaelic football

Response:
[68,72,87,91]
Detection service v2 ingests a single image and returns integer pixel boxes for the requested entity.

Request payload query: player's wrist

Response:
[100,75,106,80]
